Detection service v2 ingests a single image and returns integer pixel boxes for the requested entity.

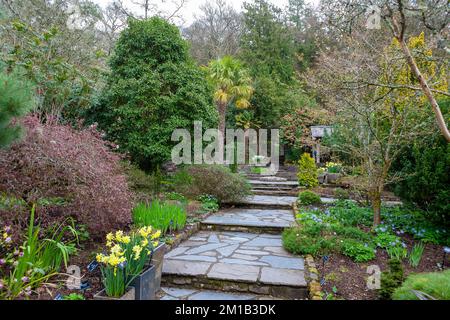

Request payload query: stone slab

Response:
[259,268,307,286]
[208,263,260,282]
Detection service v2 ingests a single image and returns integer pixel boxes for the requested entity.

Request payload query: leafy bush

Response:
[374,232,402,249]
[0,66,35,148]
[330,224,372,242]
[392,270,450,300]
[0,116,132,238]
[330,200,373,227]
[132,201,186,234]
[89,18,218,168]
[333,188,349,200]
[282,227,339,256]
[174,165,252,203]
[392,129,449,228]
[379,259,404,300]
[298,191,322,206]
[297,153,318,188]
[341,239,376,262]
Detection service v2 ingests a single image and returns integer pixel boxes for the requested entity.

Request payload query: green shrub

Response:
[374,232,402,249]
[174,165,252,203]
[132,200,186,234]
[298,191,322,205]
[392,270,450,300]
[330,200,373,227]
[379,259,404,300]
[334,188,349,200]
[0,66,36,148]
[330,224,372,242]
[341,239,375,262]
[391,128,449,228]
[198,194,219,213]
[282,227,339,256]
[297,153,318,188]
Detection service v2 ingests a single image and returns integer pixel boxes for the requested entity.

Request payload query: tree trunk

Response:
[398,38,450,142]
[370,187,382,227]
[218,102,226,137]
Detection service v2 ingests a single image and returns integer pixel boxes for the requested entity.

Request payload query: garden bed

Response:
[317,235,447,300]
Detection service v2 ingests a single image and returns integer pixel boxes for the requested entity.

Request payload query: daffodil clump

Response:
[325,162,343,174]
[96,227,161,298]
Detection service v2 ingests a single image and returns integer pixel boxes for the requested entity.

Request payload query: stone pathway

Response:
[202,208,295,231]
[160,172,307,300]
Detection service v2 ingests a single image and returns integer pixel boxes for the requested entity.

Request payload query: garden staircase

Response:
[159,168,308,300]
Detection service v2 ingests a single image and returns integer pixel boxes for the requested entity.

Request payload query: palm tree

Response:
[205,56,254,136]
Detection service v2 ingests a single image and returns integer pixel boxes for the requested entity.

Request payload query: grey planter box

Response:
[130,244,165,300]
[326,173,341,184]
[94,287,135,300]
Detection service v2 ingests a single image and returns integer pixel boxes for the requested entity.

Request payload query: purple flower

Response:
[0,259,5,265]
[0,280,3,289]
[18,252,24,257]
[21,276,29,283]
[4,226,11,233]
[444,247,450,254]
[4,237,12,243]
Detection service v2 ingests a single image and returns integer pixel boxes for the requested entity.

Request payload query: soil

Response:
[317,234,449,300]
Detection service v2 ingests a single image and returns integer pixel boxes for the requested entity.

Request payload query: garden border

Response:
[292,201,324,300]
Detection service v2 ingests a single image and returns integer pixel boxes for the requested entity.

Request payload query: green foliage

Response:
[0,67,35,148]
[330,200,373,227]
[379,259,404,300]
[198,194,219,214]
[333,188,349,200]
[341,239,375,262]
[63,293,85,300]
[298,191,322,205]
[374,232,402,249]
[297,153,318,188]
[282,226,339,256]
[392,126,450,228]
[392,270,450,300]
[173,165,252,203]
[329,224,372,242]
[1,205,78,300]
[90,18,218,168]
[409,242,425,268]
[132,201,187,235]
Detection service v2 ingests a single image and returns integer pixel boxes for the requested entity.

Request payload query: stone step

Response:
[252,189,297,197]
[227,195,297,209]
[201,208,295,234]
[249,180,299,186]
[162,231,308,299]
[159,287,277,300]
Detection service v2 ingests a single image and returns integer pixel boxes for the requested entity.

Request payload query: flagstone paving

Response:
[160,172,308,300]
[238,195,298,207]
[162,231,306,289]
[159,287,276,300]
[202,208,295,229]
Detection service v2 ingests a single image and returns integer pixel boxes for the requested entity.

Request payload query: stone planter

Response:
[326,173,341,184]
[131,265,156,300]
[131,244,165,300]
[150,244,165,292]
[318,173,326,184]
[94,287,135,301]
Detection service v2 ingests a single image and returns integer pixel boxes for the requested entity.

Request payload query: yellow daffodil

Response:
[96,253,107,263]
[120,236,131,244]
[106,232,114,241]
[132,245,142,261]
[151,230,161,240]
[141,239,149,247]
[106,241,113,247]
[110,244,124,256]
[152,241,159,248]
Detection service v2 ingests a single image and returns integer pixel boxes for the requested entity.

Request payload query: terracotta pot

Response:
[94,287,135,301]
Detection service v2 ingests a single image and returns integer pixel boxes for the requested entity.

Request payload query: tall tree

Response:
[320,0,450,141]
[184,0,242,65]
[0,66,36,148]
[89,18,218,169]
[205,56,253,136]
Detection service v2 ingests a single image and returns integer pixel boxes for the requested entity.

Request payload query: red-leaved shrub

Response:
[0,116,132,238]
